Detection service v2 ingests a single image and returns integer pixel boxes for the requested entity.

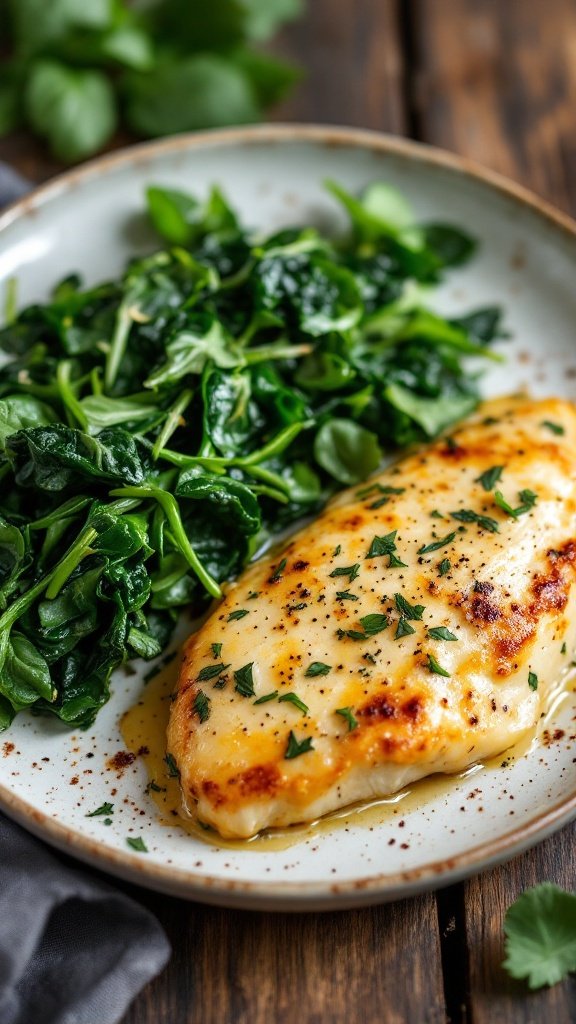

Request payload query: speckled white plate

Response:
[1,125,576,911]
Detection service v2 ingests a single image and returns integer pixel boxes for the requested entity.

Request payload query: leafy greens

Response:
[503,883,576,989]
[0,0,303,161]
[0,178,504,730]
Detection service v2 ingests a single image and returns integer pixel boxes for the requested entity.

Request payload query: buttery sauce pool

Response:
[120,658,576,852]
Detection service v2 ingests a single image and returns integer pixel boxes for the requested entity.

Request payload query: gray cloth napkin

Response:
[0,164,171,1024]
[0,817,170,1024]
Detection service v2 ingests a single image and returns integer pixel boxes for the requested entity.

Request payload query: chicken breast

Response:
[168,396,576,839]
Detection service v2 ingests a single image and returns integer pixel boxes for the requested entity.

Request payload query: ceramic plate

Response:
[1,125,576,911]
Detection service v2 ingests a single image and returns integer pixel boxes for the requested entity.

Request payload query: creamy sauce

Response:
[120,659,576,852]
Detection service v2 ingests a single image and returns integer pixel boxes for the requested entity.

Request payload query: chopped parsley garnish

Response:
[333,544,341,556]
[418,531,456,555]
[561,642,567,655]
[337,628,366,641]
[503,883,576,989]
[211,642,222,658]
[541,420,565,436]
[227,608,249,622]
[476,465,504,491]
[450,509,499,533]
[357,483,405,499]
[126,836,148,853]
[248,591,260,600]
[395,618,416,639]
[336,706,358,731]
[427,626,458,641]
[254,690,278,704]
[197,662,230,682]
[145,780,164,794]
[438,558,451,576]
[430,510,444,519]
[494,489,538,518]
[86,802,114,817]
[389,552,408,568]
[360,613,389,636]
[329,563,360,582]
[338,614,389,642]
[336,589,358,601]
[365,530,407,567]
[427,654,451,676]
[234,663,255,697]
[528,671,538,691]
[164,753,180,777]
[305,662,332,677]
[394,593,424,620]
[284,731,314,759]
[366,531,397,559]
[193,691,211,723]
[288,602,307,612]
[278,692,309,714]
[269,557,288,582]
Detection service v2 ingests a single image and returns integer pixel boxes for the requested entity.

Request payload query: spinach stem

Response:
[152,388,194,460]
[105,300,133,391]
[45,527,98,599]
[56,360,89,431]
[110,486,222,599]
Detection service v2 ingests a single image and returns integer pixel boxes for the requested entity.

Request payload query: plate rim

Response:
[1,122,576,909]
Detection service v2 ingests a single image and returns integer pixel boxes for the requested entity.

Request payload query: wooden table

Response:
[2,2,576,1021]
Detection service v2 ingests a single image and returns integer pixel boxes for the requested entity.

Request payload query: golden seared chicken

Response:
[168,396,576,838]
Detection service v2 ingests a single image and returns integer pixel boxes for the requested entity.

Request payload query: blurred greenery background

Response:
[0,0,305,162]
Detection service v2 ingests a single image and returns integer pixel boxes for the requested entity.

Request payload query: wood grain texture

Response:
[409,0,576,215]
[462,823,576,1021]
[271,0,407,134]
[122,893,446,1024]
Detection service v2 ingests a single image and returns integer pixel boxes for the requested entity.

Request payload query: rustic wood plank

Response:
[461,824,576,1021]
[409,0,576,215]
[122,892,446,1024]
[271,0,407,134]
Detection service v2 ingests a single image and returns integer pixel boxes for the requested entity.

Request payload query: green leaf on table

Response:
[24,60,117,161]
[241,0,303,40]
[125,56,259,137]
[149,0,247,53]
[503,884,576,989]
[9,0,112,56]
[99,24,155,71]
[233,49,300,107]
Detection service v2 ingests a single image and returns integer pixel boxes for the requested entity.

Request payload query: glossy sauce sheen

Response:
[168,397,576,839]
